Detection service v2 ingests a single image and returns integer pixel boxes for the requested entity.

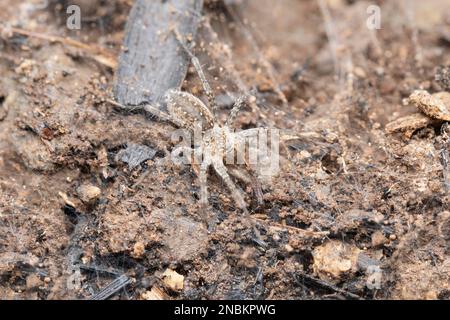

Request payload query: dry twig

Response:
[0,25,117,68]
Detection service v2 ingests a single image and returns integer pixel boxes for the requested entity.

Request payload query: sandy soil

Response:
[0,0,449,300]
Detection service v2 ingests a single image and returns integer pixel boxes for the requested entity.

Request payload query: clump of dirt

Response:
[0,0,449,300]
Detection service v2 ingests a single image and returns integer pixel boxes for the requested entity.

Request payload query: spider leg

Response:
[244,158,265,206]
[143,104,187,128]
[225,95,247,127]
[228,165,264,207]
[214,160,266,247]
[173,29,217,114]
[199,160,209,210]
[236,127,266,138]
[107,99,188,128]
[213,159,248,214]
[227,166,251,184]
[225,138,264,206]
[236,128,319,141]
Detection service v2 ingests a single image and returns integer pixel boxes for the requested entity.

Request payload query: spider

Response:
[143,30,299,222]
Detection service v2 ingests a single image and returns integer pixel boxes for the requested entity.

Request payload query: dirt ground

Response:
[0,0,449,300]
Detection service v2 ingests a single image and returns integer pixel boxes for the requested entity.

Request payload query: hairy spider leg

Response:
[173,29,218,114]
[199,160,210,209]
[225,95,247,127]
[213,159,248,214]
[143,104,187,128]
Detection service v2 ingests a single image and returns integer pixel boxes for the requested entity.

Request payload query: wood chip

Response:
[76,184,101,203]
[313,240,361,281]
[161,269,184,292]
[408,90,450,121]
[385,113,433,138]
[114,0,204,108]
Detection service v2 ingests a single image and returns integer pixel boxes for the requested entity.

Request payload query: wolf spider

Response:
[143,29,304,236]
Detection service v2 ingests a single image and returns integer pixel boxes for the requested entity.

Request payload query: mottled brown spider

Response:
[144,30,300,226]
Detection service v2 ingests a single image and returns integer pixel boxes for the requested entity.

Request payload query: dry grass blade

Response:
[89,274,132,300]
[0,25,117,69]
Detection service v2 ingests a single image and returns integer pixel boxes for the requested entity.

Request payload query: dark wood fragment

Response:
[114,0,204,109]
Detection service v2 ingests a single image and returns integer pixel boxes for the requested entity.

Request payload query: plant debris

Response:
[408,90,450,121]
[0,0,449,300]
[161,269,184,292]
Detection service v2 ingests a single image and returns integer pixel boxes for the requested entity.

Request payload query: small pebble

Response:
[77,184,101,203]
[162,269,184,292]
[132,242,146,258]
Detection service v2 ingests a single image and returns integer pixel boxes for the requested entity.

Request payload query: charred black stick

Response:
[114,0,204,109]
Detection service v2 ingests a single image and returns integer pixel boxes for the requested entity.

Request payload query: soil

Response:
[0,0,449,300]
